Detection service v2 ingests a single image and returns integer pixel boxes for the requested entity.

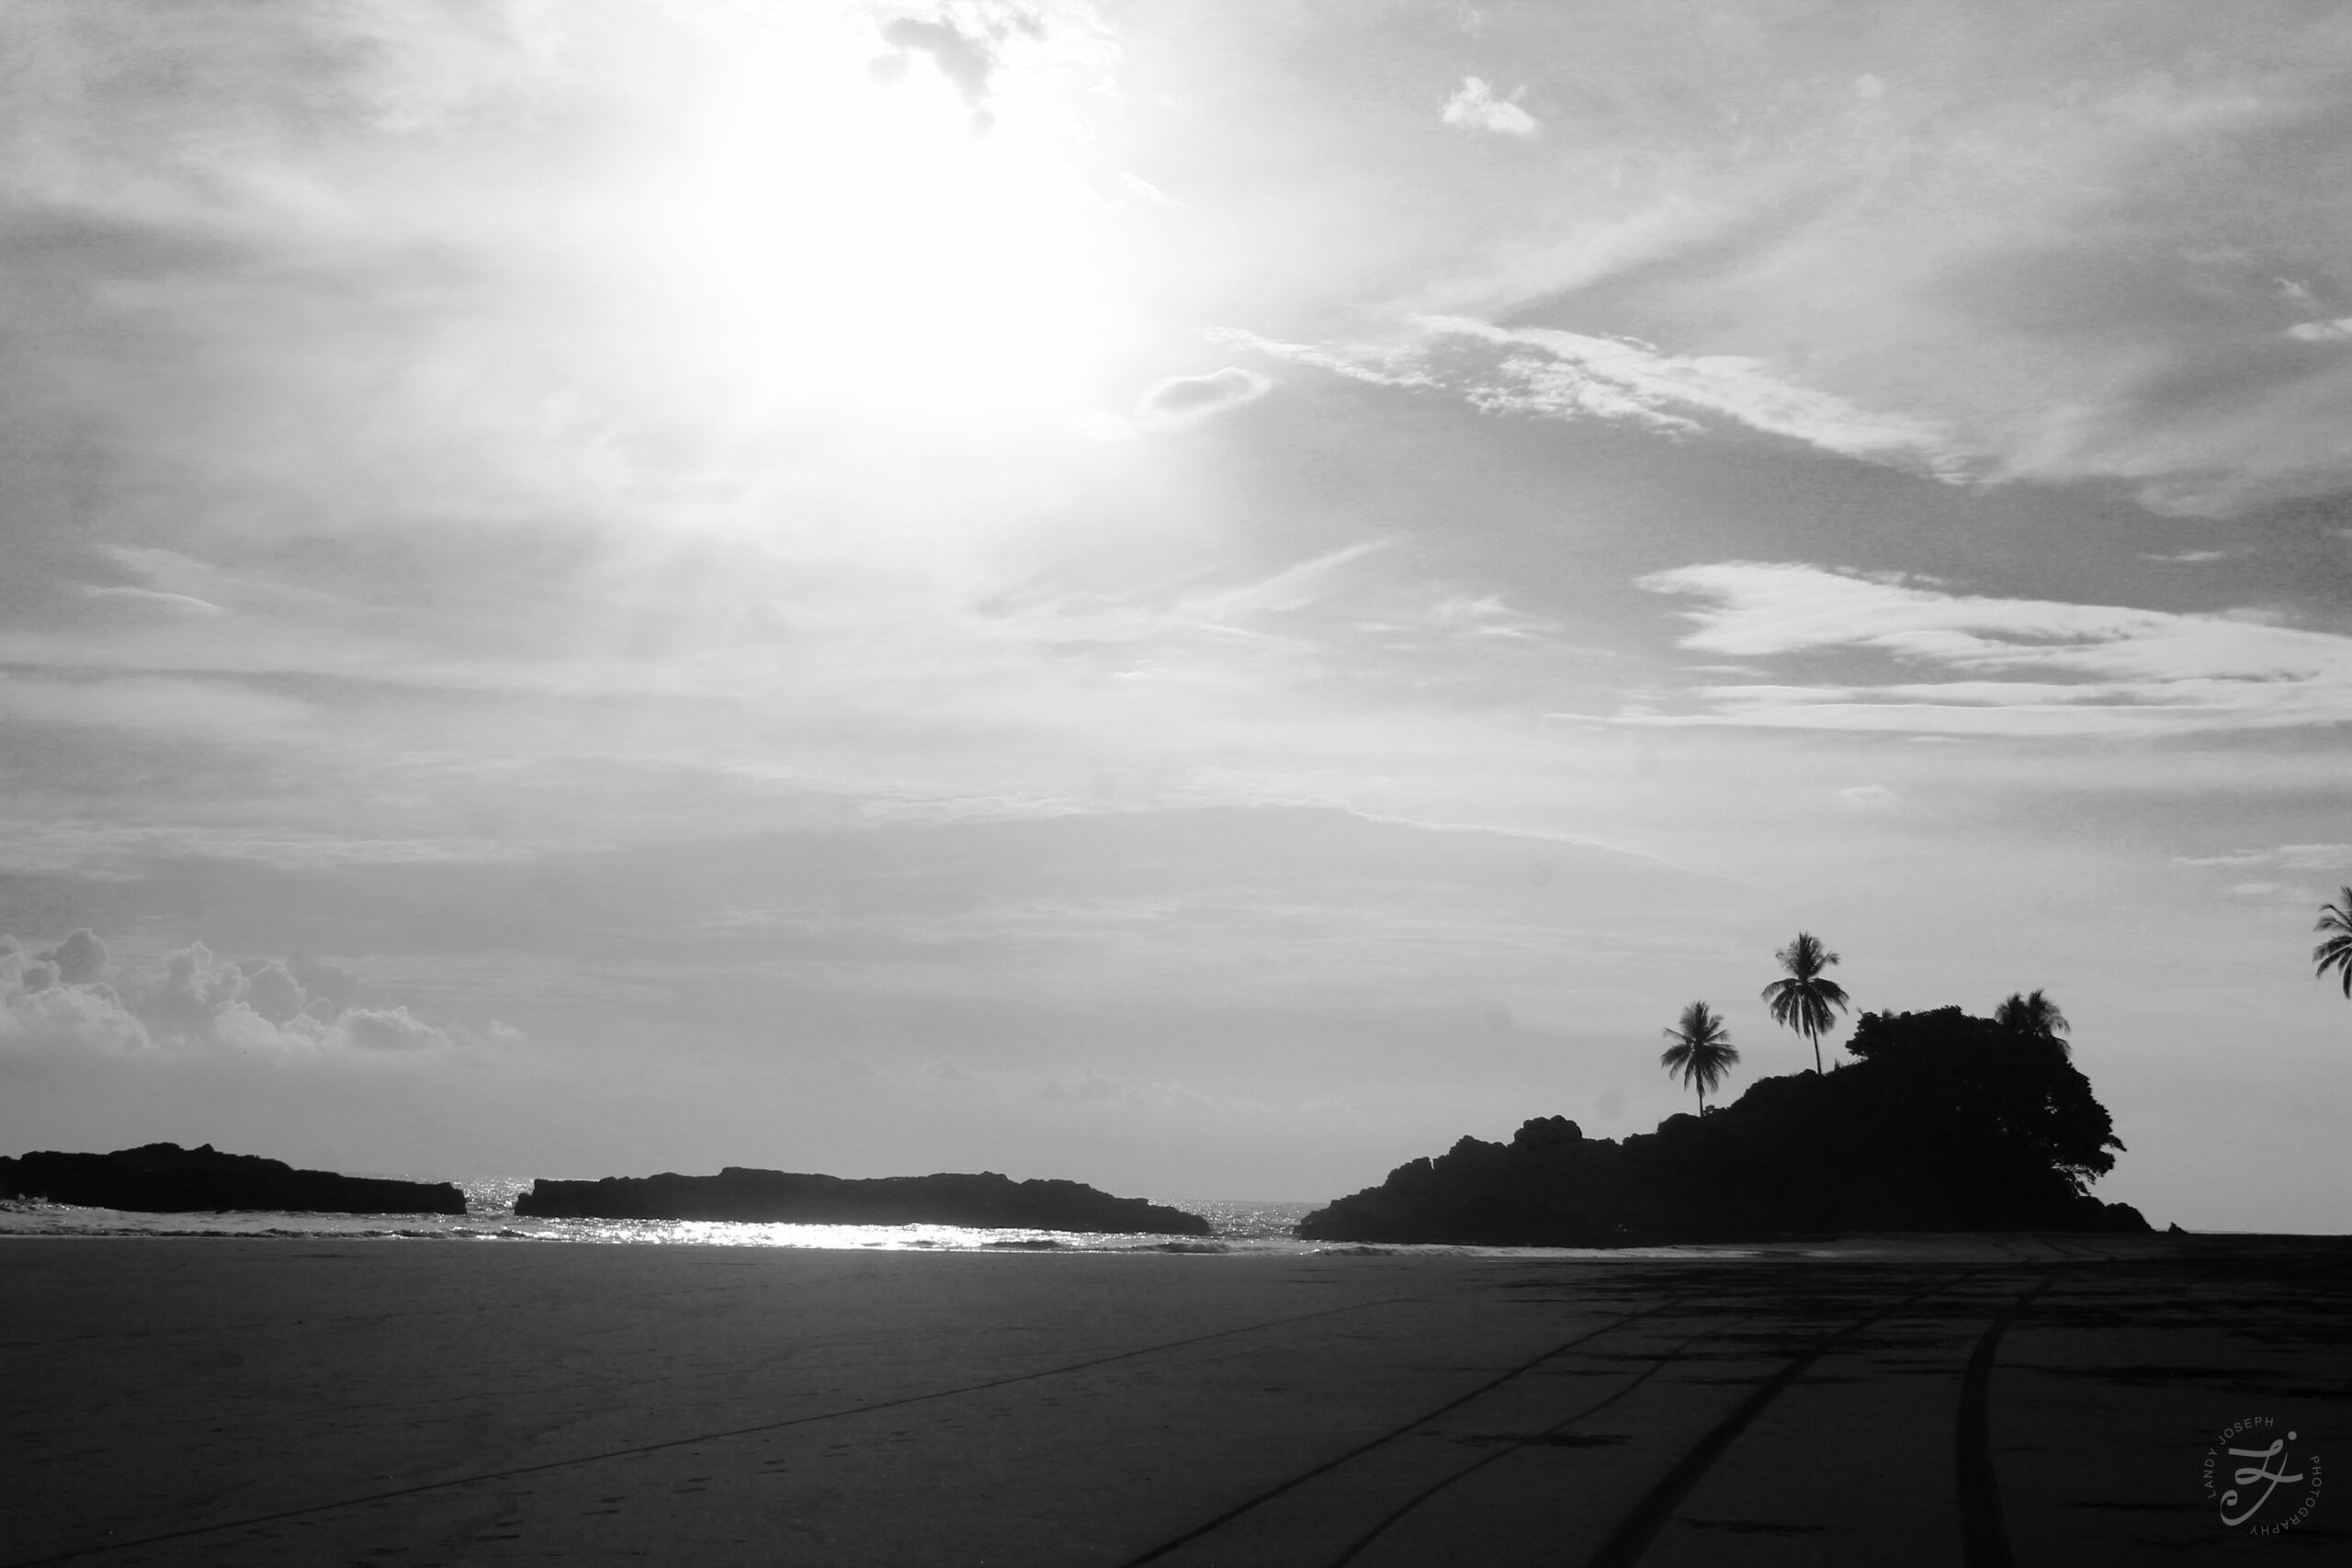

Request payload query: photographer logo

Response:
[2202,1417,2322,1536]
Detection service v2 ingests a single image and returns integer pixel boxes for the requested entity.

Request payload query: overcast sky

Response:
[3,1,2348,1229]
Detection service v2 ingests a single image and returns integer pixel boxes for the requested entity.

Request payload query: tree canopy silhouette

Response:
[2313,886,2352,998]
[1761,931,1849,1074]
[1994,988,2070,1058]
[1299,1004,2141,1245]
[1659,1000,1738,1114]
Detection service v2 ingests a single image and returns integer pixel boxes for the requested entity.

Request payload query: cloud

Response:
[0,979,152,1057]
[1131,367,1271,428]
[82,587,223,616]
[1837,784,1895,808]
[337,1007,454,1054]
[2177,844,2352,873]
[40,930,108,986]
[1617,562,2352,735]
[1,933,465,1062]
[877,17,1001,107]
[1229,318,1972,479]
[2284,317,2352,343]
[0,677,311,741]
[1208,329,1435,390]
[1441,77,1539,138]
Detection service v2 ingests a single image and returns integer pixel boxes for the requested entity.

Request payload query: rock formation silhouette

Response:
[515,1168,1212,1235]
[0,1143,467,1215]
[1299,1007,2148,1245]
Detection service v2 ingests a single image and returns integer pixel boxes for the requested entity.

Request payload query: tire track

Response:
[1323,1314,1746,1567]
[1580,1269,1977,1568]
[1955,1274,2058,1568]
[1,1292,1429,1568]
[1110,1290,1703,1568]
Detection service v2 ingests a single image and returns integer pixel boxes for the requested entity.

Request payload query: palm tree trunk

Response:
[1809,1029,1822,1074]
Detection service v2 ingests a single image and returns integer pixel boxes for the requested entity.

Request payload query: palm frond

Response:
[2315,931,2352,997]
[1660,1001,1737,1100]
[2315,889,2352,935]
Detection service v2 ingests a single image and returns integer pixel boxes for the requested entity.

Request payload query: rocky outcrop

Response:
[0,1143,467,1215]
[1300,1007,2152,1246]
[515,1168,1212,1235]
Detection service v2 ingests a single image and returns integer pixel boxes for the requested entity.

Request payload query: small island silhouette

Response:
[514,1168,1212,1236]
[0,1143,467,1216]
[1299,1006,2150,1245]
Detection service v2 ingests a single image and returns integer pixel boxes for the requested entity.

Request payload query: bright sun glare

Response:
[606,8,1119,439]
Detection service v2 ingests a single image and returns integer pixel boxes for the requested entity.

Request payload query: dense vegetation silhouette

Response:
[1995,987,2071,1056]
[1658,1000,1737,1114]
[1298,1005,2144,1245]
[1760,931,1849,1074]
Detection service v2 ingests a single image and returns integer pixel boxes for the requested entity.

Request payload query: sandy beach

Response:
[4,1234,2344,1565]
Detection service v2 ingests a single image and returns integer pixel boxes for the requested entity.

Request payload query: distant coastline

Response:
[515,1168,1213,1236]
[0,1143,466,1217]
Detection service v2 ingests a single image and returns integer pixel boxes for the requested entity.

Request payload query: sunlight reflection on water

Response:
[0,1186,1792,1260]
[0,1187,1339,1255]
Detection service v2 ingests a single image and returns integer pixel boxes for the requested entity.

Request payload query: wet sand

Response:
[4,1234,2344,1565]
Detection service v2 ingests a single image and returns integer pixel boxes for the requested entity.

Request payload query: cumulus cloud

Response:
[40,930,107,985]
[1131,367,1271,428]
[1616,562,2352,735]
[2284,317,2352,344]
[1,933,467,1064]
[337,1007,453,1053]
[1441,77,1539,138]
[1229,319,1972,480]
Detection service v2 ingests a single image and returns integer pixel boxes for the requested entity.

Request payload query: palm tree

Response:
[1761,931,1849,1074]
[2315,887,2352,998]
[1995,988,2071,1058]
[1659,1000,1739,1115]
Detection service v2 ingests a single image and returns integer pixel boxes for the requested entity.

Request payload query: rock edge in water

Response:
[0,1143,468,1215]
[516,1168,1212,1235]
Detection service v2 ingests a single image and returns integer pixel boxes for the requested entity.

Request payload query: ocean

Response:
[0,1183,1340,1255]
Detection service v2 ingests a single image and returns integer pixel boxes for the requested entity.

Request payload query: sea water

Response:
[0,1183,1341,1255]
[0,1185,1794,1258]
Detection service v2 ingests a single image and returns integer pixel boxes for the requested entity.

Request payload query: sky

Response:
[3,0,2349,1229]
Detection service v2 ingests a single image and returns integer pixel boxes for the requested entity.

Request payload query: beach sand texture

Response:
[5,1235,2344,1565]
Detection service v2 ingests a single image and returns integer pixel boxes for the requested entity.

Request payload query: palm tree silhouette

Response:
[2314,887,2352,997]
[1761,931,1849,1074]
[1659,1000,1739,1115]
[1995,988,2071,1057]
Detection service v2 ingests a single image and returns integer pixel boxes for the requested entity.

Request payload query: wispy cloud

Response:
[1128,367,1271,428]
[2176,844,2352,873]
[1618,562,2352,735]
[1228,318,1973,479]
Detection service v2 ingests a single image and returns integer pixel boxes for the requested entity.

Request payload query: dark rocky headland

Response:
[515,1168,1213,1235]
[1300,1007,2151,1246]
[0,1143,468,1215]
